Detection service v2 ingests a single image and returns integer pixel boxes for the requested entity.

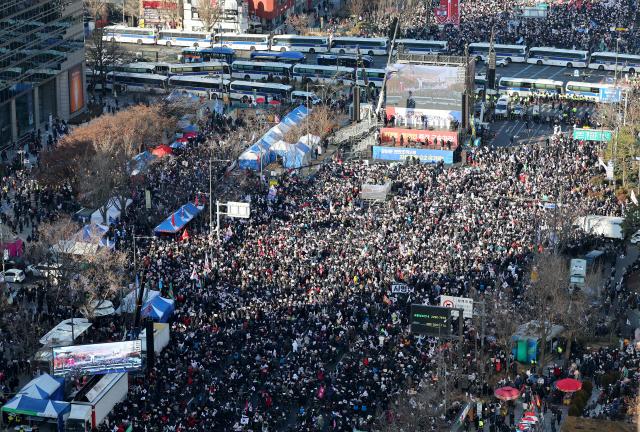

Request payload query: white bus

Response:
[527,47,588,68]
[228,81,293,102]
[161,61,230,78]
[498,77,564,97]
[565,81,621,103]
[330,37,388,56]
[158,30,213,48]
[356,68,386,88]
[588,51,640,73]
[292,64,354,84]
[114,62,158,74]
[231,61,292,81]
[468,43,527,63]
[168,76,230,98]
[270,35,329,53]
[394,39,448,55]
[106,72,168,93]
[213,33,271,51]
[102,25,156,45]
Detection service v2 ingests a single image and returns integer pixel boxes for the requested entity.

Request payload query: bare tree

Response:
[523,253,571,369]
[349,0,369,18]
[84,0,108,21]
[284,105,345,143]
[86,27,128,97]
[285,14,310,35]
[195,0,224,33]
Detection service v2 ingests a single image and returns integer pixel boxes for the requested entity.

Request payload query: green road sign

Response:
[573,128,613,142]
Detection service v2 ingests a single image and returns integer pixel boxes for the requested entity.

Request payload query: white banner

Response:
[439,295,474,318]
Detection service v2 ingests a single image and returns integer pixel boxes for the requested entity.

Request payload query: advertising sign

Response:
[380,127,458,148]
[439,295,473,318]
[372,146,454,164]
[68,65,85,114]
[599,87,622,103]
[410,304,452,336]
[52,341,143,376]
[226,202,250,219]
[572,128,613,142]
[386,64,464,115]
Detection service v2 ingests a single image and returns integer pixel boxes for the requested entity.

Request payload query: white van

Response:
[494,95,509,117]
[291,91,321,106]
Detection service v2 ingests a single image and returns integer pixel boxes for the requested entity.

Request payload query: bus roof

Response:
[331,36,388,42]
[500,77,563,84]
[233,60,292,68]
[591,51,640,58]
[317,53,373,60]
[469,42,526,49]
[169,76,230,84]
[107,72,168,79]
[395,39,447,44]
[250,51,305,60]
[294,64,353,72]
[230,80,292,90]
[565,81,614,87]
[529,46,588,54]
[274,34,327,40]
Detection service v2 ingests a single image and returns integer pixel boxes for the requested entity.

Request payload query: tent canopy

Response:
[142,296,175,323]
[82,299,116,318]
[117,288,160,314]
[2,395,70,419]
[90,197,132,225]
[299,133,320,147]
[18,374,64,401]
[152,145,173,158]
[39,318,92,346]
[154,202,203,234]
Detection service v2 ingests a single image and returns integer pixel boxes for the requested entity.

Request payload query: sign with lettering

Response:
[391,283,414,294]
[439,295,474,318]
[572,128,613,142]
[410,304,452,336]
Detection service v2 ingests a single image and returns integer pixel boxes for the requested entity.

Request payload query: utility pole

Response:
[0,221,4,277]
[486,28,497,104]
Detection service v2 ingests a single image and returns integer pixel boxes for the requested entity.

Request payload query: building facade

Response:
[182,0,252,33]
[0,0,86,147]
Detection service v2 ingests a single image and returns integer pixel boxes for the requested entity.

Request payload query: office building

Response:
[0,0,86,147]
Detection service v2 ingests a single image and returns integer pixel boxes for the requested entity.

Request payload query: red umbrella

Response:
[152,145,173,158]
[268,99,281,105]
[555,378,582,393]
[494,386,520,401]
[255,96,266,104]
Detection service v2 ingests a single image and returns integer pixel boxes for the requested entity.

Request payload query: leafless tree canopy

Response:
[195,0,224,33]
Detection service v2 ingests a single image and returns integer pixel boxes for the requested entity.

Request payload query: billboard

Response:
[380,127,458,148]
[434,0,460,26]
[386,64,464,115]
[372,146,454,164]
[68,65,84,114]
[410,304,452,336]
[52,340,143,376]
[385,106,461,130]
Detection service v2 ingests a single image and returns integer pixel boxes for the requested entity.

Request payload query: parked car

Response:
[630,230,640,244]
[26,263,62,284]
[2,269,26,283]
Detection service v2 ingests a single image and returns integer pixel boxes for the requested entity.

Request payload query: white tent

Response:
[270,140,292,151]
[116,288,160,314]
[90,197,133,225]
[81,300,116,318]
[299,134,321,148]
[39,318,92,346]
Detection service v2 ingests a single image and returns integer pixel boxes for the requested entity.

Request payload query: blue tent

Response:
[18,374,64,401]
[238,150,267,170]
[141,296,175,322]
[281,106,309,128]
[154,202,203,234]
[295,142,311,153]
[170,141,187,149]
[2,395,70,431]
[76,223,114,249]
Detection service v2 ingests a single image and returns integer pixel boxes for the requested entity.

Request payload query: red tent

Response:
[152,145,173,158]
[182,132,198,139]
[555,378,582,393]
[268,99,281,105]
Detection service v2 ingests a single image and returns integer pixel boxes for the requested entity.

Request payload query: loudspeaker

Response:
[145,318,154,372]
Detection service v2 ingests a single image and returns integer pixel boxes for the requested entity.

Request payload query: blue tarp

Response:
[18,374,64,401]
[170,141,186,149]
[142,296,175,323]
[132,151,157,174]
[2,395,71,420]
[154,202,203,234]
[238,106,310,171]
[76,223,114,249]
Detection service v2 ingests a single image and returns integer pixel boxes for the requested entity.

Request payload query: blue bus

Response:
[181,47,235,64]
[250,51,306,64]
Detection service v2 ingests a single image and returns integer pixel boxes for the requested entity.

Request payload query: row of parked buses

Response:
[494,76,623,103]
[86,72,321,104]
[102,27,640,72]
[468,43,640,72]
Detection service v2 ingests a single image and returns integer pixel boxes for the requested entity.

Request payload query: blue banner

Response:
[372,146,454,164]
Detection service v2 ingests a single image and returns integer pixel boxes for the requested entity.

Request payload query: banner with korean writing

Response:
[372,146,454,164]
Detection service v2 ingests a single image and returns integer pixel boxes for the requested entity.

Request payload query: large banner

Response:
[68,64,84,114]
[385,106,461,131]
[52,341,143,376]
[372,146,454,164]
[434,0,460,26]
[385,64,464,120]
[380,127,458,147]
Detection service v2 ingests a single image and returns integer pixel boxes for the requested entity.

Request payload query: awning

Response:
[154,202,203,234]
